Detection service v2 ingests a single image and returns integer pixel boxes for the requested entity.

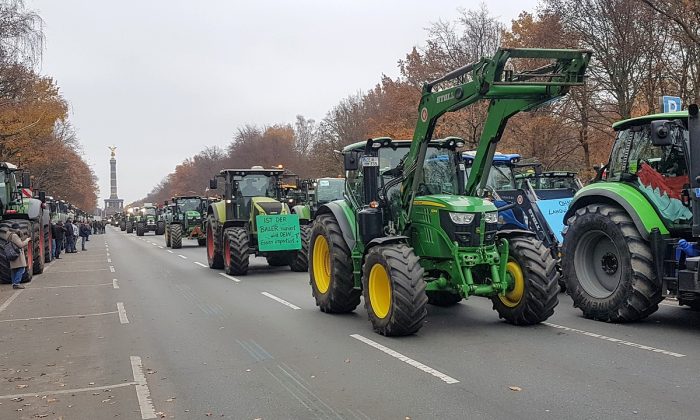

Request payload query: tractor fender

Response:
[564,183,669,241]
[207,202,225,224]
[291,204,311,223]
[365,236,409,252]
[317,201,356,250]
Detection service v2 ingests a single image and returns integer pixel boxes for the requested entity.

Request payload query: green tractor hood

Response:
[413,194,497,213]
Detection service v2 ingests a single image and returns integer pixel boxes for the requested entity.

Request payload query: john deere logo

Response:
[420,107,428,122]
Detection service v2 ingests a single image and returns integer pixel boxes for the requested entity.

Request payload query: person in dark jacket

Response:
[64,220,76,253]
[79,222,90,251]
[52,221,66,259]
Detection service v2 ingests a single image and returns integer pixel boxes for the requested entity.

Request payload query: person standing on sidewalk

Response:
[2,223,30,289]
[79,222,90,251]
[52,221,66,259]
[64,219,76,253]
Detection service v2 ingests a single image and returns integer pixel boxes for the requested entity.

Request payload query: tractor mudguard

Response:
[317,201,356,250]
[208,202,226,224]
[292,204,311,223]
[564,183,669,240]
[366,236,409,252]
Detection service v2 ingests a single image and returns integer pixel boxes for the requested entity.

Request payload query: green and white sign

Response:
[256,214,302,251]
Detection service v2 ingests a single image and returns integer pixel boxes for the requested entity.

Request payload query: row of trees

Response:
[136,0,700,205]
[0,0,98,210]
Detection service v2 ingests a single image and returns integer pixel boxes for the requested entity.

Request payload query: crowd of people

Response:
[51,219,105,259]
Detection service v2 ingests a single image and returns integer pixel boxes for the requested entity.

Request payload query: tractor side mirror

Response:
[343,151,359,171]
[209,178,218,190]
[21,171,31,188]
[651,120,672,146]
[38,191,46,203]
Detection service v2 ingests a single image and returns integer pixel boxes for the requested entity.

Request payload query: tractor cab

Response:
[211,166,287,224]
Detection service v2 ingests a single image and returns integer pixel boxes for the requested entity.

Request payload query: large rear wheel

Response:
[136,222,145,237]
[562,204,661,322]
[224,227,249,275]
[165,225,171,247]
[32,222,44,275]
[309,214,360,313]
[491,236,559,325]
[206,216,224,269]
[362,244,427,336]
[170,224,182,249]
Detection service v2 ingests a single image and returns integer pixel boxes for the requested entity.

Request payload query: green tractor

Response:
[292,177,345,224]
[206,166,309,275]
[562,104,700,320]
[164,196,207,249]
[308,48,590,336]
[125,207,138,234]
[135,203,165,236]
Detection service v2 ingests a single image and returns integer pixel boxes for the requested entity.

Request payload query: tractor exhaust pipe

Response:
[688,104,700,237]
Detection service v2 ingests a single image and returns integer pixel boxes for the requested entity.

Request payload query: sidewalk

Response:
[0,236,152,419]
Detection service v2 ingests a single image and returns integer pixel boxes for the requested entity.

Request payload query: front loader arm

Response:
[398,48,591,230]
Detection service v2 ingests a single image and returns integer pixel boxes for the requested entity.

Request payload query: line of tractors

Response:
[113,47,700,337]
[0,162,95,284]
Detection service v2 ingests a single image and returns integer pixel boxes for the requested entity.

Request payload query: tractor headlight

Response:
[449,212,475,224]
[484,212,498,224]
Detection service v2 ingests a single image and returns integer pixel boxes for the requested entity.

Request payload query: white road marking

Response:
[30,283,113,290]
[109,266,115,272]
[50,269,110,273]
[261,292,301,310]
[130,356,157,419]
[0,381,137,399]
[178,254,187,259]
[219,273,240,283]
[543,322,686,358]
[158,246,164,249]
[0,290,22,313]
[151,243,158,246]
[194,261,207,267]
[350,334,460,384]
[167,250,174,254]
[107,258,112,263]
[113,279,120,289]
[106,252,110,257]
[0,311,118,323]
[117,302,129,324]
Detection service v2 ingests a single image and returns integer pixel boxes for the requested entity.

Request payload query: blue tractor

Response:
[463,152,581,290]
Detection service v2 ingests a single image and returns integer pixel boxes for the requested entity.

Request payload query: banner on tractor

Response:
[256,214,302,251]
[536,198,572,243]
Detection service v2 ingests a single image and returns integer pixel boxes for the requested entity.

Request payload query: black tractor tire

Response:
[126,222,133,234]
[562,204,661,322]
[309,214,361,313]
[206,216,224,269]
[491,236,559,325]
[197,237,207,247]
[164,225,171,247]
[426,291,462,307]
[170,224,183,249]
[156,221,165,235]
[136,222,145,237]
[32,221,44,275]
[362,244,427,336]
[266,254,289,267]
[120,221,126,231]
[289,224,310,272]
[44,223,52,264]
[223,227,249,276]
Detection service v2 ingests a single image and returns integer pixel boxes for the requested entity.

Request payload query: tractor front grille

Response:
[439,211,498,247]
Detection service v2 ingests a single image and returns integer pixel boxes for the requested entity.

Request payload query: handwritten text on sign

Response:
[256,214,301,251]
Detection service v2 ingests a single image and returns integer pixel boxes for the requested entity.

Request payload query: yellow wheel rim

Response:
[499,259,525,308]
[312,235,331,293]
[369,263,391,319]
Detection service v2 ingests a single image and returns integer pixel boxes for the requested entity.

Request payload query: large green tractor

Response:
[562,104,700,320]
[206,166,309,275]
[135,203,165,236]
[164,196,207,249]
[308,48,590,336]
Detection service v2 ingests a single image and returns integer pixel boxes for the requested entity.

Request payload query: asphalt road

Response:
[1,227,699,419]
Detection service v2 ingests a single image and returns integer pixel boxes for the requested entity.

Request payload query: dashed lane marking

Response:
[113,279,120,289]
[109,266,116,273]
[194,261,207,267]
[543,322,686,358]
[178,254,187,259]
[107,258,112,263]
[130,356,157,419]
[117,302,129,324]
[219,273,240,283]
[167,250,174,254]
[29,283,113,290]
[0,381,138,400]
[0,311,118,323]
[49,269,110,273]
[350,334,460,384]
[158,246,164,249]
[261,292,301,310]
[0,290,22,313]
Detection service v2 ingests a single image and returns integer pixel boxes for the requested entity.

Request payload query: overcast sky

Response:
[29,0,537,204]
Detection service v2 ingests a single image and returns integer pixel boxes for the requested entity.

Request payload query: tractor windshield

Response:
[239,174,274,197]
[465,164,515,190]
[177,198,202,213]
[316,179,344,204]
[143,208,156,216]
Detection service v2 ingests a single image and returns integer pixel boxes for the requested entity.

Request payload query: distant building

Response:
[104,146,124,216]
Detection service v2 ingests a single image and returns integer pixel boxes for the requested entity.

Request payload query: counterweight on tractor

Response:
[308,48,591,336]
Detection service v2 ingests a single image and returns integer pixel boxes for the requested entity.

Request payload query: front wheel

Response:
[224,227,249,275]
[156,221,165,235]
[362,244,427,336]
[136,223,145,236]
[491,236,559,325]
[562,204,661,322]
[170,224,182,249]
[206,216,224,269]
